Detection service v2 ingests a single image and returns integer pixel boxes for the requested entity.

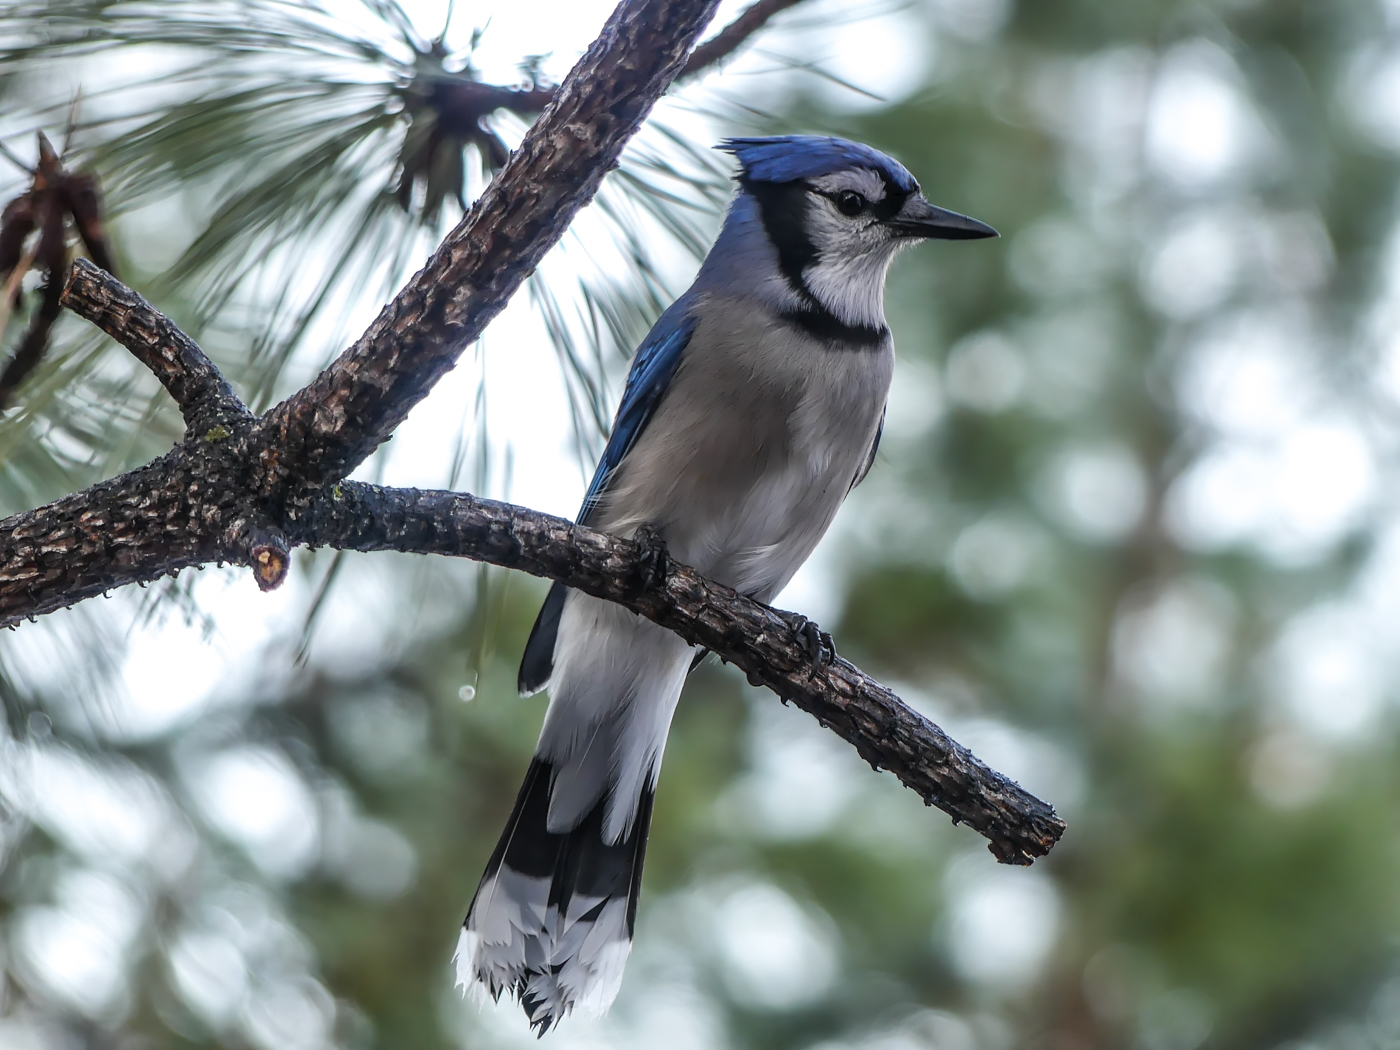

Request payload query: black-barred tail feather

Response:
[455,758,655,1035]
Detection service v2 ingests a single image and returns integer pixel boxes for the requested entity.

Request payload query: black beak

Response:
[883,194,998,240]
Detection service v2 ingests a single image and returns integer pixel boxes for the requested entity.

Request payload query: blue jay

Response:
[455,135,995,1031]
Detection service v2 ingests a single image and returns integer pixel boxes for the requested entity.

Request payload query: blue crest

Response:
[718,135,918,193]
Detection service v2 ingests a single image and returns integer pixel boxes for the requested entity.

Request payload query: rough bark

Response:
[298,482,1064,863]
[61,259,247,435]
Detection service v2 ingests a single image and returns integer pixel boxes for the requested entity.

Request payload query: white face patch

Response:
[800,169,908,330]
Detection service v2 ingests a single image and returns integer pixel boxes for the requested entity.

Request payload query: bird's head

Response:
[717,135,996,333]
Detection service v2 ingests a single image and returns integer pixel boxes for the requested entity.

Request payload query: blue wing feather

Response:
[577,306,698,523]
[518,303,697,695]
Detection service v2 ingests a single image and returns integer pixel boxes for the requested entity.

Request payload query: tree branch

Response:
[0,0,725,621]
[0,0,1066,866]
[679,0,805,76]
[425,0,806,138]
[60,258,248,435]
[297,482,1064,864]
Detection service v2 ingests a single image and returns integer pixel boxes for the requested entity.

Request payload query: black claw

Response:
[632,523,670,593]
[778,610,836,675]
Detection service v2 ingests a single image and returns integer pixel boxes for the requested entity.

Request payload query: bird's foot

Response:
[632,524,670,593]
[777,610,836,675]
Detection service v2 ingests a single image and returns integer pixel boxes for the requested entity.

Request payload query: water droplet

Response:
[27,711,51,738]
[458,684,477,702]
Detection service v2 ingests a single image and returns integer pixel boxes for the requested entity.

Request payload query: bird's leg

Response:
[632,523,670,593]
[775,610,836,675]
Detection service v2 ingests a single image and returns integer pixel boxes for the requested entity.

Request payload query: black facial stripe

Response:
[877,166,917,217]
[810,186,910,222]
[740,176,816,296]
[872,187,909,221]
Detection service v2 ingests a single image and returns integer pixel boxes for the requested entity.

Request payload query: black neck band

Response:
[740,177,891,349]
[781,307,889,347]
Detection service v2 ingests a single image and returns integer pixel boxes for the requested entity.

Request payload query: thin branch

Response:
[425,0,806,134]
[297,481,1065,863]
[60,258,249,434]
[679,0,805,76]
[429,80,558,124]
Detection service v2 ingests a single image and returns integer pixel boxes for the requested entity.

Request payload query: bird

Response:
[454,134,996,1033]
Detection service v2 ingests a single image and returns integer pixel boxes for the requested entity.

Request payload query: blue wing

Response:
[517,304,697,695]
[577,306,698,524]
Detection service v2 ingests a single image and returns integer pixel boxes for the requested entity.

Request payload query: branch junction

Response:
[0,0,1065,865]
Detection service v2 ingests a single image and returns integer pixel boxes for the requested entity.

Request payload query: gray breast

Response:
[596,293,893,601]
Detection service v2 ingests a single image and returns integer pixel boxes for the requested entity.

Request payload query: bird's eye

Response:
[834,190,866,216]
